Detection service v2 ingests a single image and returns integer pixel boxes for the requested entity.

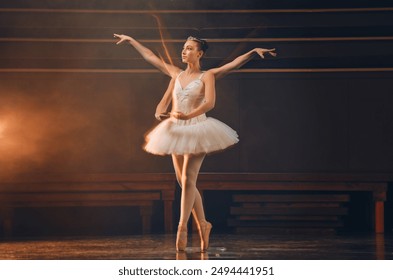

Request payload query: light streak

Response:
[152,14,175,67]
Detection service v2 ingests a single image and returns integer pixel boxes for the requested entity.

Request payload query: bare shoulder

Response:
[171,69,184,79]
[202,70,215,81]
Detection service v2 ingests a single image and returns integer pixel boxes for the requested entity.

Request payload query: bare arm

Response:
[210,48,276,79]
[173,71,216,120]
[155,77,175,120]
[114,34,181,78]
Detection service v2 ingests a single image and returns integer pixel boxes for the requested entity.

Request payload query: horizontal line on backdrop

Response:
[1,7,393,14]
[1,37,393,43]
[1,68,393,74]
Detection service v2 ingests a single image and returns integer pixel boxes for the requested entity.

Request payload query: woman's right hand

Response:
[113,34,180,77]
[113,34,132,45]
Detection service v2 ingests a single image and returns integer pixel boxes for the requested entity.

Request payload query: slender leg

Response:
[178,153,205,227]
[172,153,205,251]
[172,153,211,252]
[171,154,207,227]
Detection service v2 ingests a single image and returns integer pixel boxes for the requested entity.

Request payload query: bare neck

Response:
[184,62,201,74]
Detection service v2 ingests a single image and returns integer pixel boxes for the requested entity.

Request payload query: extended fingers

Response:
[268,48,277,56]
[113,34,124,44]
[260,48,277,57]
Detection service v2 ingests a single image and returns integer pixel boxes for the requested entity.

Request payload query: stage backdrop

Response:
[0,0,393,235]
[1,0,393,176]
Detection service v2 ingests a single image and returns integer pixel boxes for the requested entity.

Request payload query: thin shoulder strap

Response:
[198,71,206,79]
[177,71,185,79]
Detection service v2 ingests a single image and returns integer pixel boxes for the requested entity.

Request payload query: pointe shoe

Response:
[176,226,187,252]
[198,221,212,252]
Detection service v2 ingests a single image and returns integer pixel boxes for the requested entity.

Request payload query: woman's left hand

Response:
[171,111,189,120]
[255,48,277,58]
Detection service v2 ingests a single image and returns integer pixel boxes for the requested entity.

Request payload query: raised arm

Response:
[114,34,181,78]
[210,48,276,79]
[155,77,175,121]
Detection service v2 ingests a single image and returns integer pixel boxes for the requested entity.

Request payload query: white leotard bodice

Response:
[172,71,205,115]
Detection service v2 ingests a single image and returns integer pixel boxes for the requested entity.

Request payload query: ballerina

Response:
[114,33,276,252]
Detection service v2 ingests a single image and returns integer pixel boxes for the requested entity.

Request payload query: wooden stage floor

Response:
[0,233,392,260]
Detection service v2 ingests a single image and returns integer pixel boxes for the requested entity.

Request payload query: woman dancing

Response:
[114,34,276,252]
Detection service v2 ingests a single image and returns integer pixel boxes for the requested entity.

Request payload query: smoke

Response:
[0,88,92,178]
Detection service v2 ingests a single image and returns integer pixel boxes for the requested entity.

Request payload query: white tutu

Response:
[144,114,239,155]
[144,71,239,155]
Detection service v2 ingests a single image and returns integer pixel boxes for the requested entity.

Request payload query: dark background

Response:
[0,0,392,236]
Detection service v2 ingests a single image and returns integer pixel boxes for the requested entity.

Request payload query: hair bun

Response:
[200,39,208,52]
[187,36,208,53]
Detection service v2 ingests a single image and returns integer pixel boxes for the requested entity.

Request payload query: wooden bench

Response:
[0,173,177,238]
[228,193,351,234]
[0,172,389,237]
[196,173,389,234]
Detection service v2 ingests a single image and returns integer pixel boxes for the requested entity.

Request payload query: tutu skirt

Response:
[144,114,239,155]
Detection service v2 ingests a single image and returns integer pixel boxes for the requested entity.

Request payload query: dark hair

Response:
[187,36,209,54]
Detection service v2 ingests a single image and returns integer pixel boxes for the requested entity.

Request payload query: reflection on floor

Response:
[0,233,392,260]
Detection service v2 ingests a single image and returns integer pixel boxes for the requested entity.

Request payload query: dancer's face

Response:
[181,40,203,63]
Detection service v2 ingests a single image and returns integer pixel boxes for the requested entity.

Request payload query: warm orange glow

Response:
[0,90,92,177]
[0,120,6,139]
[0,112,46,166]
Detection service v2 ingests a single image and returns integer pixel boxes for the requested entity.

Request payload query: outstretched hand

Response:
[113,34,132,45]
[255,48,277,59]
